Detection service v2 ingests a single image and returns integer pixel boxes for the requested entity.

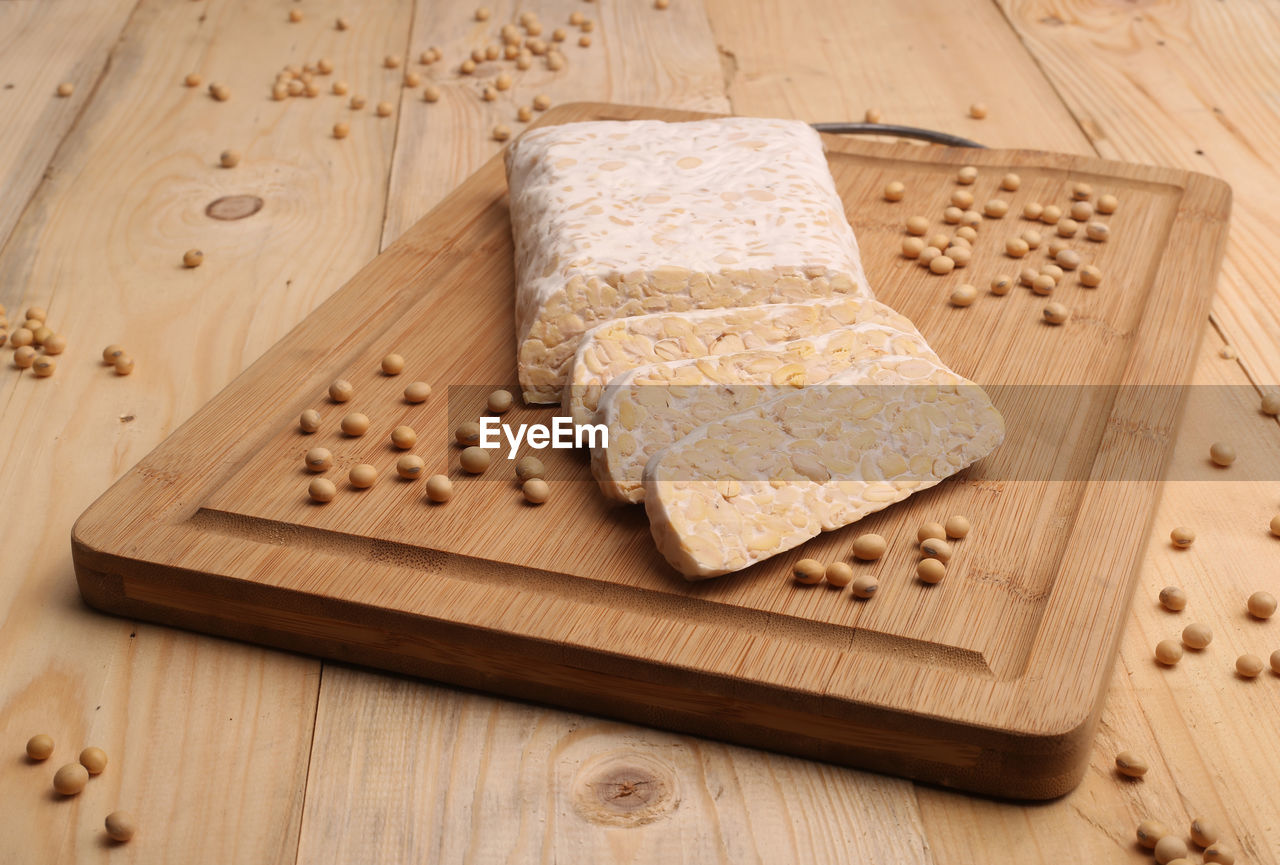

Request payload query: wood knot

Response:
[571,752,678,826]
[206,195,264,221]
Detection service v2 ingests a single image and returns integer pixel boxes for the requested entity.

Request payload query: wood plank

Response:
[0,0,138,263]
[993,0,1280,383]
[298,674,930,863]
[0,0,417,861]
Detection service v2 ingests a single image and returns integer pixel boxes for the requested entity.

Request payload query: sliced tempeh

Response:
[593,323,939,503]
[642,356,1005,579]
[505,117,872,404]
[564,296,919,426]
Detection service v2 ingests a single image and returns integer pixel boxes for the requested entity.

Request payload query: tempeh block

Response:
[505,117,872,404]
[593,323,939,503]
[642,357,1005,578]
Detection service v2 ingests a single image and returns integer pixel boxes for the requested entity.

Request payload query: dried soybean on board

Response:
[71,103,1230,799]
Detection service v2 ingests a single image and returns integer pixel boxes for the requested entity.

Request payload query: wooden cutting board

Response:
[72,102,1230,799]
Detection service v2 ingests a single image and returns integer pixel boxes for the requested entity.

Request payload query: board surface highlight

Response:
[72,103,1231,798]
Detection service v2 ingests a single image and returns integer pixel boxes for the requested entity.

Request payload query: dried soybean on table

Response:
[2,1,1279,863]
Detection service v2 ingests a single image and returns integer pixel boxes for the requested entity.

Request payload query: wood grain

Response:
[379,0,729,242]
[0,0,418,861]
[3,0,1274,862]
[0,0,138,261]
[995,0,1280,385]
[72,101,1229,802]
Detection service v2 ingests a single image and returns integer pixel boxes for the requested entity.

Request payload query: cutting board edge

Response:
[71,538,1094,801]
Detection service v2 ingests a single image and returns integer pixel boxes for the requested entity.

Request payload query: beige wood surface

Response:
[1,1,1277,863]
[0,0,137,254]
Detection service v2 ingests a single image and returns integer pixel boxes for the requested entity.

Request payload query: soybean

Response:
[79,747,108,775]
[329,379,354,402]
[1182,622,1213,649]
[460,446,491,473]
[515,456,545,480]
[1261,392,1280,415]
[1247,590,1276,618]
[305,448,333,472]
[1204,843,1236,864]
[1209,441,1235,466]
[308,477,337,503]
[929,255,955,275]
[1170,526,1195,548]
[1070,200,1094,221]
[793,558,824,584]
[850,574,879,598]
[949,284,977,307]
[26,734,54,760]
[917,522,946,542]
[883,181,905,202]
[404,381,432,403]
[1136,819,1170,849]
[944,515,970,539]
[1159,585,1188,611]
[1043,302,1069,325]
[455,422,481,446]
[1079,264,1103,287]
[340,412,370,436]
[1154,836,1188,865]
[1236,653,1264,677]
[183,249,204,268]
[824,562,854,587]
[390,425,417,449]
[851,533,887,560]
[920,537,953,562]
[522,478,551,504]
[917,558,946,584]
[1155,639,1183,665]
[1114,750,1148,778]
[53,763,89,795]
[487,389,514,413]
[425,474,454,502]
[396,454,425,479]
[105,811,137,842]
[349,464,377,489]
[1190,816,1220,848]
[32,355,56,377]
[381,353,405,375]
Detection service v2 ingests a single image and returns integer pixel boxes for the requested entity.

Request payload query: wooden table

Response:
[2,1,1277,861]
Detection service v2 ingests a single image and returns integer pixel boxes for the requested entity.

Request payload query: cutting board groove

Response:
[72,103,1230,798]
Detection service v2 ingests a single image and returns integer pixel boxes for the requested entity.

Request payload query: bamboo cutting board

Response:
[72,103,1230,799]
